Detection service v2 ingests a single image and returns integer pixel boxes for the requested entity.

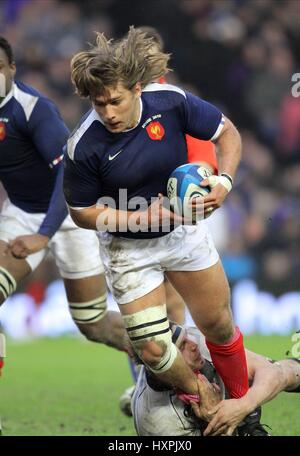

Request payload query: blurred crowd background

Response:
[0,0,299,336]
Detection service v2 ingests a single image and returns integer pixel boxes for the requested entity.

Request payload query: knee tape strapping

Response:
[0,267,17,300]
[123,304,177,373]
[69,293,107,324]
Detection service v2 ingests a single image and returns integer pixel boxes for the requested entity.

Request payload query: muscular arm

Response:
[203,350,296,436]
[240,351,287,410]
[194,117,242,215]
[69,204,133,231]
[214,117,241,180]
[69,195,182,232]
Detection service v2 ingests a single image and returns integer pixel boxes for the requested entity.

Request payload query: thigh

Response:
[166,260,231,331]
[98,233,165,305]
[164,278,185,324]
[119,282,166,316]
[63,273,107,302]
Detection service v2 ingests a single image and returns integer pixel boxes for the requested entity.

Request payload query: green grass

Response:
[0,335,299,436]
[1,337,135,436]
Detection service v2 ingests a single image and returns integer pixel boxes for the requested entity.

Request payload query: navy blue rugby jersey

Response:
[0,81,69,237]
[64,83,224,239]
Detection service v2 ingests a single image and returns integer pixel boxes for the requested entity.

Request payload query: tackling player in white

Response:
[132,324,300,436]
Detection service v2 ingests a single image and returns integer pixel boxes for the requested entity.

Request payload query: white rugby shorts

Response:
[98,222,219,304]
[0,199,104,279]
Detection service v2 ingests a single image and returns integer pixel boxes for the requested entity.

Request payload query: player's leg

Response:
[119,283,199,394]
[124,277,185,381]
[166,262,249,399]
[164,277,185,324]
[97,232,201,395]
[0,230,45,429]
[63,274,126,351]
[125,277,186,380]
[164,224,249,400]
[0,202,48,305]
[51,218,127,351]
[166,262,233,342]
[120,278,186,416]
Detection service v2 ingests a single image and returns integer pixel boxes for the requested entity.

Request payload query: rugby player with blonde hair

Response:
[64,27,247,406]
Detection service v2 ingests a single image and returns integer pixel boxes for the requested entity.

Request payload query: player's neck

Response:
[127,98,142,130]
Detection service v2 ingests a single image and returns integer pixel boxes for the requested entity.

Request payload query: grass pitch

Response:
[0,334,299,436]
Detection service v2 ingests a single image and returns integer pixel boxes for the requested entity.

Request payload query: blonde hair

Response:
[134,26,164,52]
[71,26,171,98]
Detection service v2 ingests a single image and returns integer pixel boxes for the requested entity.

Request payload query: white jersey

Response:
[132,333,226,436]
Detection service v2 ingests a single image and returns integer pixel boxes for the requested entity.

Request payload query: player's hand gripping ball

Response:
[167,164,212,223]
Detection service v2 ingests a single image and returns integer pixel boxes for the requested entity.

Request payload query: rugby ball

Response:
[167,164,212,221]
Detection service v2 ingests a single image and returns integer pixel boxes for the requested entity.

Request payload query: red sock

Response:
[0,359,4,377]
[205,327,249,399]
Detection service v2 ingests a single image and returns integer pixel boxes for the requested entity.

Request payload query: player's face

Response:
[180,339,205,371]
[0,49,16,97]
[92,82,142,133]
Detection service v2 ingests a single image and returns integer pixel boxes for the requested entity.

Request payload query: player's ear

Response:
[133,82,142,97]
